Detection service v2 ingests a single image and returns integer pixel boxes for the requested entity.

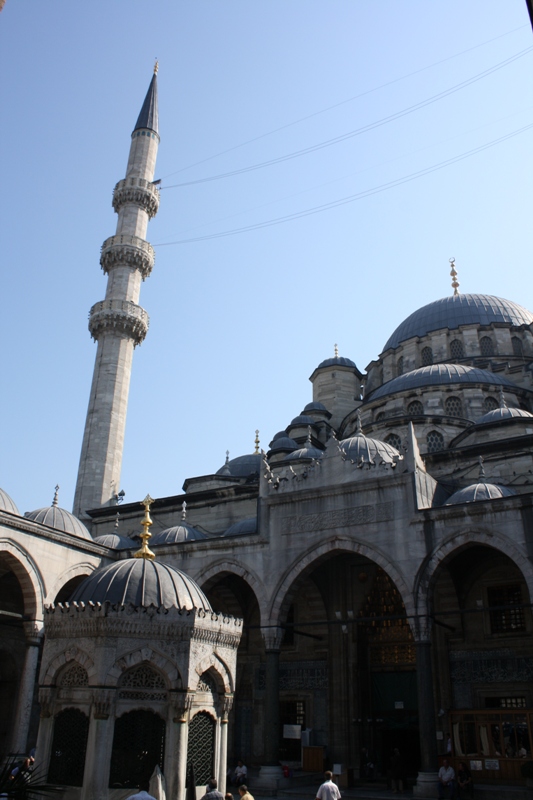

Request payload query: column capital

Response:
[38,687,56,718]
[92,688,116,720]
[413,615,433,643]
[171,691,195,723]
[23,619,43,644]
[261,626,284,651]
[221,693,234,722]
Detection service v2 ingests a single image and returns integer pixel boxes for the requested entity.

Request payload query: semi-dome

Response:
[25,504,92,540]
[151,523,208,544]
[269,436,298,452]
[0,488,19,515]
[445,482,515,505]
[224,517,257,537]
[69,558,212,610]
[340,433,400,465]
[316,356,357,370]
[216,453,262,478]
[476,407,533,425]
[383,293,533,352]
[366,364,519,403]
[93,533,133,550]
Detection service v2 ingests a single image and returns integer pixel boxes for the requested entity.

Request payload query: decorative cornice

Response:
[100,235,155,280]
[88,299,149,346]
[112,178,160,218]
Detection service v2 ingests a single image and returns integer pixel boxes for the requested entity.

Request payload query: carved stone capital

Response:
[261,626,284,652]
[221,693,234,721]
[100,234,155,280]
[112,178,160,219]
[171,691,195,723]
[23,620,43,645]
[39,687,56,718]
[89,299,149,345]
[92,688,115,720]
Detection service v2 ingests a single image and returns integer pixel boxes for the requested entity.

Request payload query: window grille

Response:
[512,336,524,357]
[396,357,404,376]
[445,396,463,418]
[426,430,444,453]
[119,664,167,701]
[421,347,433,366]
[480,336,495,356]
[482,396,498,413]
[487,585,525,633]
[187,712,215,788]
[407,400,423,416]
[385,433,402,451]
[60,663,89,687]
[48,709,89,786]
[485,696,526,709]
[109,710,165,788]
[450,339,464,359]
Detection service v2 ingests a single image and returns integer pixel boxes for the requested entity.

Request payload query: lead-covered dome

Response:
[383,294,533,352]
[316,356,357,369]
[151,523,208,544]
[445,483,515,505]
[366,364,519,402]
[93,533,133,550]
[340,433,400,465]
[0,488,19,515]
[476,407,533,425]
[224,517,258,537]
[216,453,261,478]
[25,505,92,540]
[69,558,212,610]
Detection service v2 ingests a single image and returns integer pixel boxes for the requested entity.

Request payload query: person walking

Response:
[200,778,224,800]
[389,748,404,794]
[316,771,341,800]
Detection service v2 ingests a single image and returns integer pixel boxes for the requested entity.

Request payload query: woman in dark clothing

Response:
[457,762,473,797]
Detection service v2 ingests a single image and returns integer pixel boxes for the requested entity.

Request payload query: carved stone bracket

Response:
[261,626,284,652]
[171,691,195,723]
[92,688,116,720]
[221,693,234,722]
[39,687,56,718]
[89,299,149,346]
[100,234,155,280]
[112,178,160,218]
[23,619,44,646]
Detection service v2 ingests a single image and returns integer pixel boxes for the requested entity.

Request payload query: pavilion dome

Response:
[269,436,298,452]
[151,523,208,545]
[0,488,19,515]
[69,558,212,610]
[93,533,133,550]
[445,483,515,505]
[476,407,533,426]
[25,493,92,540]
[340,432,400,465]
[216,453,262,478]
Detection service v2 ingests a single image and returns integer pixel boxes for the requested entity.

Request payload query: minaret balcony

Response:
[112,177,160,218]
[100,235,155,280]
[88,299,149,346]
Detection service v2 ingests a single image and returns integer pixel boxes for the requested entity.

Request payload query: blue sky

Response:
[1,1,533,516]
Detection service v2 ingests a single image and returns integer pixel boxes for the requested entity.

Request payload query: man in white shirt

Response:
[127,781,157,800]
[316,771,341,800]
[233,761,248,787]
[437,759,455,799]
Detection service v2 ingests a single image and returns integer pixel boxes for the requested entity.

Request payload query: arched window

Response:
[396,356,404,377]
[110,710,165,788]
[426,430,444,453]
[482,396,498,414]
[187,711,216,788]
[480,336,495,357]
[385,433,402,451]
[450,339,464,360]
[60,663,88,688]
[118,663,167,702]
[445,396,463,418]
[48,708,89,786]
[512,336,523,357]
[407,400,423,416]
[421,347,433,366]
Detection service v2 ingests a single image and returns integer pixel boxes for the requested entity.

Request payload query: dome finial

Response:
[154,58,159,75]
[499,387,507,409]
[115,510,120,530]
[134,494,156,560]
[181,500,187,521]
[225,450,230,465]
[449,257,460,296]
[52,485,59,507]
[356,408,363,435]
[334,343,339,358]
[307,425,313,445]
[254,430,260,454]
[478,455,486,480]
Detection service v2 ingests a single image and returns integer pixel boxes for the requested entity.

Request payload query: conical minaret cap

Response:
[133,71,159,135]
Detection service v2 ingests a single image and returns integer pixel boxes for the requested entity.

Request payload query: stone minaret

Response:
[73,68,160,519]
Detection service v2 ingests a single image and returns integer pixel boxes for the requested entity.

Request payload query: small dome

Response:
[224,517,257,537]
[284,444,324,461]
[269,436,298,452]
[476,407,533,425]
[25,505,92,540]
[340,433,400,465]
[69,558,212,610]
[0,488,19,515]
[93,533,133,550]
[316,356,357,370]
[272,430,288,441]
[383,293,533,351]
[216,453,262,478]
[303,401,329,413]
[151,523,208,545]
[366,364,519,402]
[445,483,515,505]
[289,415,316,426]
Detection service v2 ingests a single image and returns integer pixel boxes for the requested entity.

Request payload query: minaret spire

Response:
[73,72,160,520]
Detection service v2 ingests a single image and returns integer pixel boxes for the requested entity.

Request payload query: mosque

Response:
[1,67,533,800]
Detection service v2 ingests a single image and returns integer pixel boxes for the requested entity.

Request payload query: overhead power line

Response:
[155,120,533,246]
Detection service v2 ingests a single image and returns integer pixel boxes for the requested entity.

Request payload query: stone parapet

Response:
[88,299,149,345]
[100,234,155,280]
[112,177,160,218]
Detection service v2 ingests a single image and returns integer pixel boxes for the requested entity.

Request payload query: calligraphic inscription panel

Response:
[283,502,394,534]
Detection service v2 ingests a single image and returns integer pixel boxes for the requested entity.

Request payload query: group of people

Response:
[438,758,473,798]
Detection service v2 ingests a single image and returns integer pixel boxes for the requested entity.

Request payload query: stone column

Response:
[217,696,233,793]
[413,630,438,799]
[256,627,284,792]
[34,687,56,775]
[11,622,42,755]
[81,690,116,800]
[168,693,194,800]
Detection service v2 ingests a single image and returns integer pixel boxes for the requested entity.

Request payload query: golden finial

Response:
[334,343,339,358]
[181,500,187,521]
[134,494,156,560]
[52,485,59,507]
[254,430,260,454]
[449,257,460,296]
[154,59,159,75]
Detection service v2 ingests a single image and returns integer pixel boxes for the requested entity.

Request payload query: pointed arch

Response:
[194,558,269,626]
[0,539,45,620]
[42,646,96,685]
[194,652,233,693]
[46,562,96,605]
[106,646,181,687]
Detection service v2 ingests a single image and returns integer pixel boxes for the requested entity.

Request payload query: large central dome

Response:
[383,294,533,352]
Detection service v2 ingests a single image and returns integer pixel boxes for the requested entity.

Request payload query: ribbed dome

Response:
[93,533,133,550]
[0,488,19,515]
[272,430,288,441]
[216,453,261,478]
[224,517,257,537]
[383,294,533,351]
[445,483,515,505]
[340,433,400,465]
[303,402,328,412]
[69,558,212,610]
[284,444,324,460]
[366,364,519,402]
[269,436,298,452]
[476,407,533,425]
[316,356,357,369]
[289,415,316,426]
[151,523,208,544]
[25,505,92,540]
